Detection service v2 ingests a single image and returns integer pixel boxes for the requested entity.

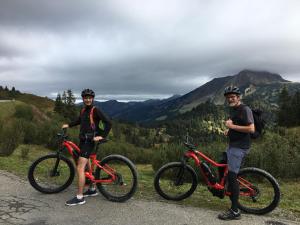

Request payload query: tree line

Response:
[277,86,300,127]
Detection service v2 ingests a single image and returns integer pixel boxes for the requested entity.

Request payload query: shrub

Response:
[0,120,24,156]
[14,104,34,121]
[20,145,30,159]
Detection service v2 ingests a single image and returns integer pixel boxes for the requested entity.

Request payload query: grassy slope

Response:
[0,101,26,120]
[16,93,54,112]
[0,90,54,112]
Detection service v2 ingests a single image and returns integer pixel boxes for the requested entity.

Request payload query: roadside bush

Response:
[15,119,37,144]
[151,143,185,172]
[97,141,154,164]
[14,104,34,121]
[20,145,30,159]
[0,120,24,156]
[242,130,300,179]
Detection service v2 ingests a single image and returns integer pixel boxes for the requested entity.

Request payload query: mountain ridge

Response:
[94,69,299,123]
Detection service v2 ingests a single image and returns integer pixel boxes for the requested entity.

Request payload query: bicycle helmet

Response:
[224,86,241,96]
[81,89,95,98]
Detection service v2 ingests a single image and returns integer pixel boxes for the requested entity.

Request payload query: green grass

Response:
[0,144,53,176]
[1,145,299,222]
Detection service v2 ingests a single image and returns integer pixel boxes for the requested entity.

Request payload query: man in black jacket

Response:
[62,89,112,206]
[218,86,255,220]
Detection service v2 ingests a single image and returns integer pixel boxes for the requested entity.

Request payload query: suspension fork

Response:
[50,152,62,177]
[174,156,188,185]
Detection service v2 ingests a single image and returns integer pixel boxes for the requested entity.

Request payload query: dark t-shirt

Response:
[228,104,254,149]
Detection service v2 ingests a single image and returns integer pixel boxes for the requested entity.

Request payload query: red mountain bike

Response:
[28,129,138,202]
[154,134,280,214]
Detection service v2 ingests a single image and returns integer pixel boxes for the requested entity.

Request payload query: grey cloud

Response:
[1,0,300,101]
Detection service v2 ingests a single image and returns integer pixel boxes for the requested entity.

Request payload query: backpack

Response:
[250,108,265,139]
[80,106,96,130]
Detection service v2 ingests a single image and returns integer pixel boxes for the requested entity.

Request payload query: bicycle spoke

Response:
[96,155,137,202]
[237,168,280,214]
[32,157,71,190]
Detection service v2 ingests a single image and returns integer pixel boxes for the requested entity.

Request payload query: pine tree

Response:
[65,89,77,120]
[10,87,16,98]
[66,89,76,106]
[291,91,300,126]
[62,91,67,104]
[277,86,291,126]
[56,89,78,120]
[54,93,63,114]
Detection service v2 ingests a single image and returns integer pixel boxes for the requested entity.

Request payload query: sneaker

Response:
[218,209,241,220]
[65,196,86,206]
[83,189,99,197]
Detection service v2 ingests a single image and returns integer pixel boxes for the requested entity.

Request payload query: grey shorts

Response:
[226,147,249,173]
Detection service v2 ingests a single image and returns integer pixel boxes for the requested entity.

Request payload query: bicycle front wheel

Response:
[95,155,138,202]
[237,167,280,214]
[154,162,198,201]
[28,154,75,194]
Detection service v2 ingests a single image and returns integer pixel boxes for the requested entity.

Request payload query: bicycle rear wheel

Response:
[95,155,138,202]
[28,154,75,194]
[237,167,280,214]
[154,162,198,201]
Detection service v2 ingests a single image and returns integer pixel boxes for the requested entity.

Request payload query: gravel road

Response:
[0,170,298,225]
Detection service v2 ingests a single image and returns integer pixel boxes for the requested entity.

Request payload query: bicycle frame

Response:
[62,140,117,185]
[183,148,255,197]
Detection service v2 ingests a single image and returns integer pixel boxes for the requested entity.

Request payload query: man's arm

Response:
[225,106,255,133]
[225,119,255,133]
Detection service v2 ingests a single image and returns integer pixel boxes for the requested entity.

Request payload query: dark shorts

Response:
[79,141,96,159]
[226,147,249,173]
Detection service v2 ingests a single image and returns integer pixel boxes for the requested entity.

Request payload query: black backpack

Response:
[250,108,265,139]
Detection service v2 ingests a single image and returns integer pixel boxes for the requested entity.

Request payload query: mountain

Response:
[171,69,289,108]
[93,95,181,122]
[95,70,300,124]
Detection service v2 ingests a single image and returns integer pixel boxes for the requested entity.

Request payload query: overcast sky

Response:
[1,0,300,101]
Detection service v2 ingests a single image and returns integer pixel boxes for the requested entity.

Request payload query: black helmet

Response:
[224,86,241,96]
[81,89,95,98]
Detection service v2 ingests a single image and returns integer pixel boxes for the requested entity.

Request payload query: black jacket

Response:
[69,105,112,139]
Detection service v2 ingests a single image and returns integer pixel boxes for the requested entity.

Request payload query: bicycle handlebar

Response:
[184,132,197,150]
[58,128,109,144]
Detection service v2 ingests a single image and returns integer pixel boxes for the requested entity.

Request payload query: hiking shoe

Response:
[65,196,86,206]
[218,209,241,220]
[83,189,99,197]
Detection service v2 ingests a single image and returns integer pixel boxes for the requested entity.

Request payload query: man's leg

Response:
[218,152,227,181]
[218,147,246,220]
[228,171,239,212]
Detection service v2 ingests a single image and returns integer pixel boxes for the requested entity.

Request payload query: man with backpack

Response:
[218,86,255,220]
[62,89,112,206]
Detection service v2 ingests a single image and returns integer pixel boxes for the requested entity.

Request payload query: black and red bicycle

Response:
[28,129,138,202]
[154,134,280,215]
